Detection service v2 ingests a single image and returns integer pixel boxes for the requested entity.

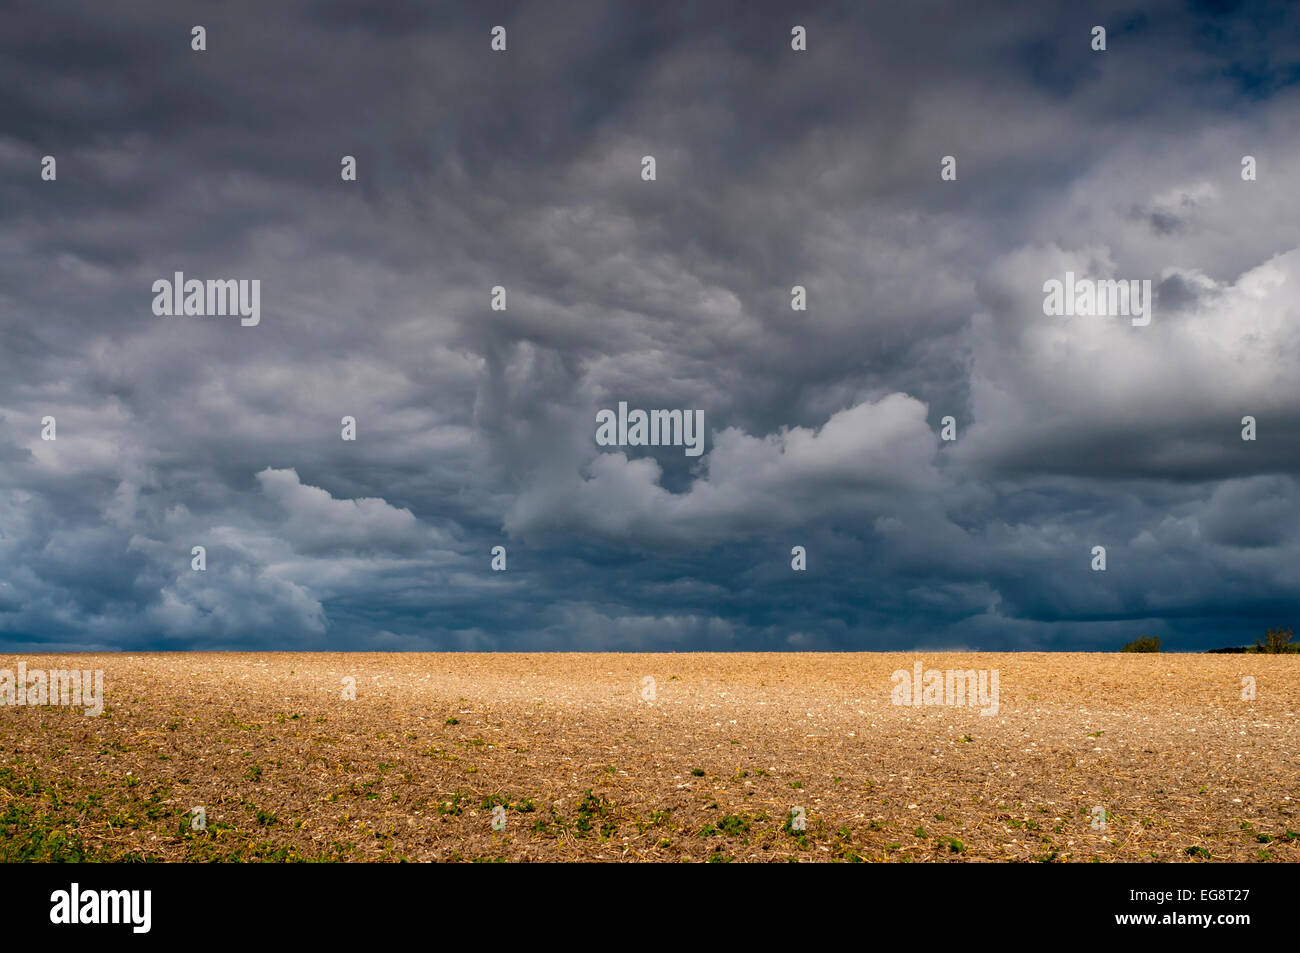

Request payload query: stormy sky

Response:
[2,0,1299,652]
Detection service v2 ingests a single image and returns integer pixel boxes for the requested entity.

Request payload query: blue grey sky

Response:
[2,0,1299,651]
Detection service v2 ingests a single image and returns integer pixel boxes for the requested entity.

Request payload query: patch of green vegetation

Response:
[480,794,537,814]
[716,814,751,836]
[1240,822,1272,843]
[439,792,465,816]
[0,764,105,861]
[0,801,97,861]
[782,810,809,850]
[184,838,322,863]
[574,790,615,840]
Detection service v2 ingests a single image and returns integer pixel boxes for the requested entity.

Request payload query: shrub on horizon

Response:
[1121,635,1161,653]
[1252,627,1297,655]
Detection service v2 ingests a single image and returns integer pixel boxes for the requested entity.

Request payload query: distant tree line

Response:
[1121,628,1297,654]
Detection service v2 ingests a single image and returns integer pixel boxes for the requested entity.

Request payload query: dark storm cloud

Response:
[2,0,1300,652]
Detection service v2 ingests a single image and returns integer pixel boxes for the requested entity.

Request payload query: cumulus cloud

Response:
[507,393,940,544]
[961,243,1300,479]
[255,467,439,555]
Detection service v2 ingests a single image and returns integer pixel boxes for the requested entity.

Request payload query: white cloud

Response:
[507,392,939,543]
[255,467,441,554]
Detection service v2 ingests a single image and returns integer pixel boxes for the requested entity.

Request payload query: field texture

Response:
[1,653,1297,862]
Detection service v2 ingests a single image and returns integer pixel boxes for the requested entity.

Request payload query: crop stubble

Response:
[1,652,1296,862]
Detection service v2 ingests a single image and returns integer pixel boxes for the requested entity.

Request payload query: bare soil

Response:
[1,652,1296,862]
